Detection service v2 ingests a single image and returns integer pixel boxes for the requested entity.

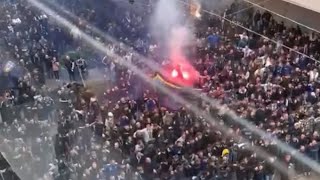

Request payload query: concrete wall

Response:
[248,0,320,32]
[281,0,320,14]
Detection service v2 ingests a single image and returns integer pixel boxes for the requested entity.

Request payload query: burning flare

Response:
[190,0,201,18]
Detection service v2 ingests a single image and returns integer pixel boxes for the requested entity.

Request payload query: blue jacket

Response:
[208,34,220,47]
[102,163,120,178]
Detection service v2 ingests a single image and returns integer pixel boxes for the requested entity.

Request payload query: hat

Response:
[222,149,230,157]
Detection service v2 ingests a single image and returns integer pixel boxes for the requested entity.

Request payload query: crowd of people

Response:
[0,0,320,180]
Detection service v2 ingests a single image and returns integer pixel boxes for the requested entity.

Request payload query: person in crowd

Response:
[52,57,60,80]
[65,55,76,82]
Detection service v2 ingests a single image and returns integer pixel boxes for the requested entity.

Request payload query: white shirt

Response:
[134,128,153,143]
[110,62,115,71]
[71,27,81,39]
[309,70,319,82]
[242,47,252,58]
[265,57,272,67]
[240,34,248,40]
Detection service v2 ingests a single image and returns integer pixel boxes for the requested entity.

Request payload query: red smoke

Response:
[162,58,199,88]
[160,27,199,88]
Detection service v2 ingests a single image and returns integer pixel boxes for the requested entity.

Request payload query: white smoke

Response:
[149,0,194,62]
[149,0,234,61]
[169,27,192,63]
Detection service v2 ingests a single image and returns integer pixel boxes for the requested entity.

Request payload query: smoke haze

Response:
[150,0,194,63]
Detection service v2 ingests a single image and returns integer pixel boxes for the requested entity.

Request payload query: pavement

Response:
[0,67,108,180]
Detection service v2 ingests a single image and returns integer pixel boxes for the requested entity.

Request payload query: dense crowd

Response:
[0,0,320,180]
